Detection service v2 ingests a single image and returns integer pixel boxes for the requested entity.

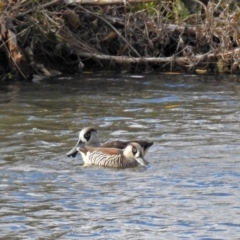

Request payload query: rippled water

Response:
[1,74,240,239]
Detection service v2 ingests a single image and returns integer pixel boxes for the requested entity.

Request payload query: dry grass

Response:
[1,0,240,79]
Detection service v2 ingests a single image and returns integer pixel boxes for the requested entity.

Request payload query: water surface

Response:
[1,74,240,239]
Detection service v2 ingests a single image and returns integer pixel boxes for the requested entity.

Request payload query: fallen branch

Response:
[76,50,216,64]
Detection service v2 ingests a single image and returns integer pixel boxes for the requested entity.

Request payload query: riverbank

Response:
[0,0,240,80]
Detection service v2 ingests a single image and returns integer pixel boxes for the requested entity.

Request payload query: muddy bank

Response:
[1,0,240,80]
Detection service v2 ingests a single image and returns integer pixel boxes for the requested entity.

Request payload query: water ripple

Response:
[1,75,240,239]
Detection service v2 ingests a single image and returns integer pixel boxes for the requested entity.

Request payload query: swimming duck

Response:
[77,142,147,168]
[66,127,153,157]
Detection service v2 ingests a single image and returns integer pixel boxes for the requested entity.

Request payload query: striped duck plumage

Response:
[66,127,153,158]
[77,142,147,168]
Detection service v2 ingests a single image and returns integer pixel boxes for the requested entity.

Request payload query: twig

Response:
[16,0,62,18]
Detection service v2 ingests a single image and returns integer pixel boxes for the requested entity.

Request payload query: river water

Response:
[1,74,240,239]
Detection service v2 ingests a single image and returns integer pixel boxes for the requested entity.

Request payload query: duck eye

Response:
[84,132,90,139]
[132,147,137,155]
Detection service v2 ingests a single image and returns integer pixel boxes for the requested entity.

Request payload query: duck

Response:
[66,127,153,158]
[77,142,147,168]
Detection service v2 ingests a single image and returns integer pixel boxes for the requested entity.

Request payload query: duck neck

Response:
[88,131,101,147]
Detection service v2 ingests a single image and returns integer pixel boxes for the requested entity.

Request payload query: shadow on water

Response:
[1,74,240,239]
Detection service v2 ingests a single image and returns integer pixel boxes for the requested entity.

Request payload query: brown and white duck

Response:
[66,127,153,158]
[77,142,147,168]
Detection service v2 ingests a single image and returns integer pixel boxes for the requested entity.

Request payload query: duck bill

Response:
[136,157,147,166]
[66,140,84,157]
